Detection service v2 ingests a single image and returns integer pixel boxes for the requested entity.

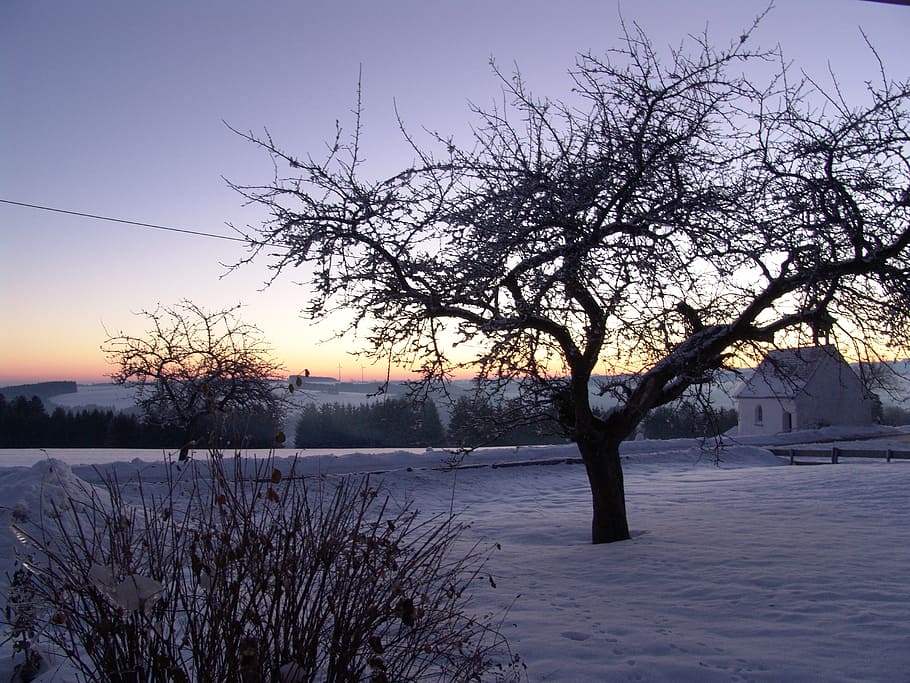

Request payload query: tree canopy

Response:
[232,15,910,542]
[103,300,287,459]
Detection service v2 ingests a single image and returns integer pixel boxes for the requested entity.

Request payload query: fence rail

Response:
[769,447,910,465]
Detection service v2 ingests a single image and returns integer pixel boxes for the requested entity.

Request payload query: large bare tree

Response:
[103,300,287,459]
[231,19,910,542]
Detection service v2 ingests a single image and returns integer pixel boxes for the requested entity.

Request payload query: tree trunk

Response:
[178,414,203,462]
[577,433,631,544]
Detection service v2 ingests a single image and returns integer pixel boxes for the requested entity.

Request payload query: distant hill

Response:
[0,381,78,402]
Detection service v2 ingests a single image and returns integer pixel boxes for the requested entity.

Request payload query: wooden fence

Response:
[769,446,910,465]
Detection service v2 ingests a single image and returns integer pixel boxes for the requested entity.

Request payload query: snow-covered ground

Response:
[42,382,391,418]
[1,428,909,681]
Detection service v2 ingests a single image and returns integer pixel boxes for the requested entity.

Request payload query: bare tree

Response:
[230,17,910,542]
[103,300,287,459]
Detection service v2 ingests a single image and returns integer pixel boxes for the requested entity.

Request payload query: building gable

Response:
[733,345,873,435]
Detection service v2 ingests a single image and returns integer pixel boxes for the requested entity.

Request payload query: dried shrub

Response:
[6,455,522,682]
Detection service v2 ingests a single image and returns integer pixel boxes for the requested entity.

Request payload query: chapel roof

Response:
[732,345,844,400]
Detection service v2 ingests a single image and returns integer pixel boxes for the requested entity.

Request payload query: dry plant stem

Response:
[5,453,523,682]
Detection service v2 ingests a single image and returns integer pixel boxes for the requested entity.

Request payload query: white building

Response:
[732,345,875,436]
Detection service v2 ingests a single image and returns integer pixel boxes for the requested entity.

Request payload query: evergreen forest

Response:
[0,394,277,449]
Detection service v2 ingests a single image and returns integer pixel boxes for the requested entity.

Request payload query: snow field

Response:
[0,441,908,681]
[379,457,910,681]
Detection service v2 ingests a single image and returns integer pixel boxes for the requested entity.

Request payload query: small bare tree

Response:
[103,300,287,459]
[230,16,910,542]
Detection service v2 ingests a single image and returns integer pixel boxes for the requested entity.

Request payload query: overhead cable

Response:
[0,198,247,243]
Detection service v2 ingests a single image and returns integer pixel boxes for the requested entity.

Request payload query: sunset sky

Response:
[2,0,908,386]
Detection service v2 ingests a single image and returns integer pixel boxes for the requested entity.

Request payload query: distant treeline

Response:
[295,396,568,449]
[293,397,740,448]
[639,404,739,440]
[880,404,910,426]
[295,398,446,448]
[0,394,181,448]
[0,394,278,449]
[447,396,566,447]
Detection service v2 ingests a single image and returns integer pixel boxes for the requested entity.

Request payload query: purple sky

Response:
[2,0,908,384]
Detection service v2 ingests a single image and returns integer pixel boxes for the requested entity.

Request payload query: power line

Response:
[0,198,248,243]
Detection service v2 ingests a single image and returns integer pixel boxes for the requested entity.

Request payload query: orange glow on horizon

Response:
[0,331,110,386]
[0,345,429,388]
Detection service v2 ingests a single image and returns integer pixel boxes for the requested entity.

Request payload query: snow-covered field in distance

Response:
[1,425,909,681]
[36,363,910,422]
